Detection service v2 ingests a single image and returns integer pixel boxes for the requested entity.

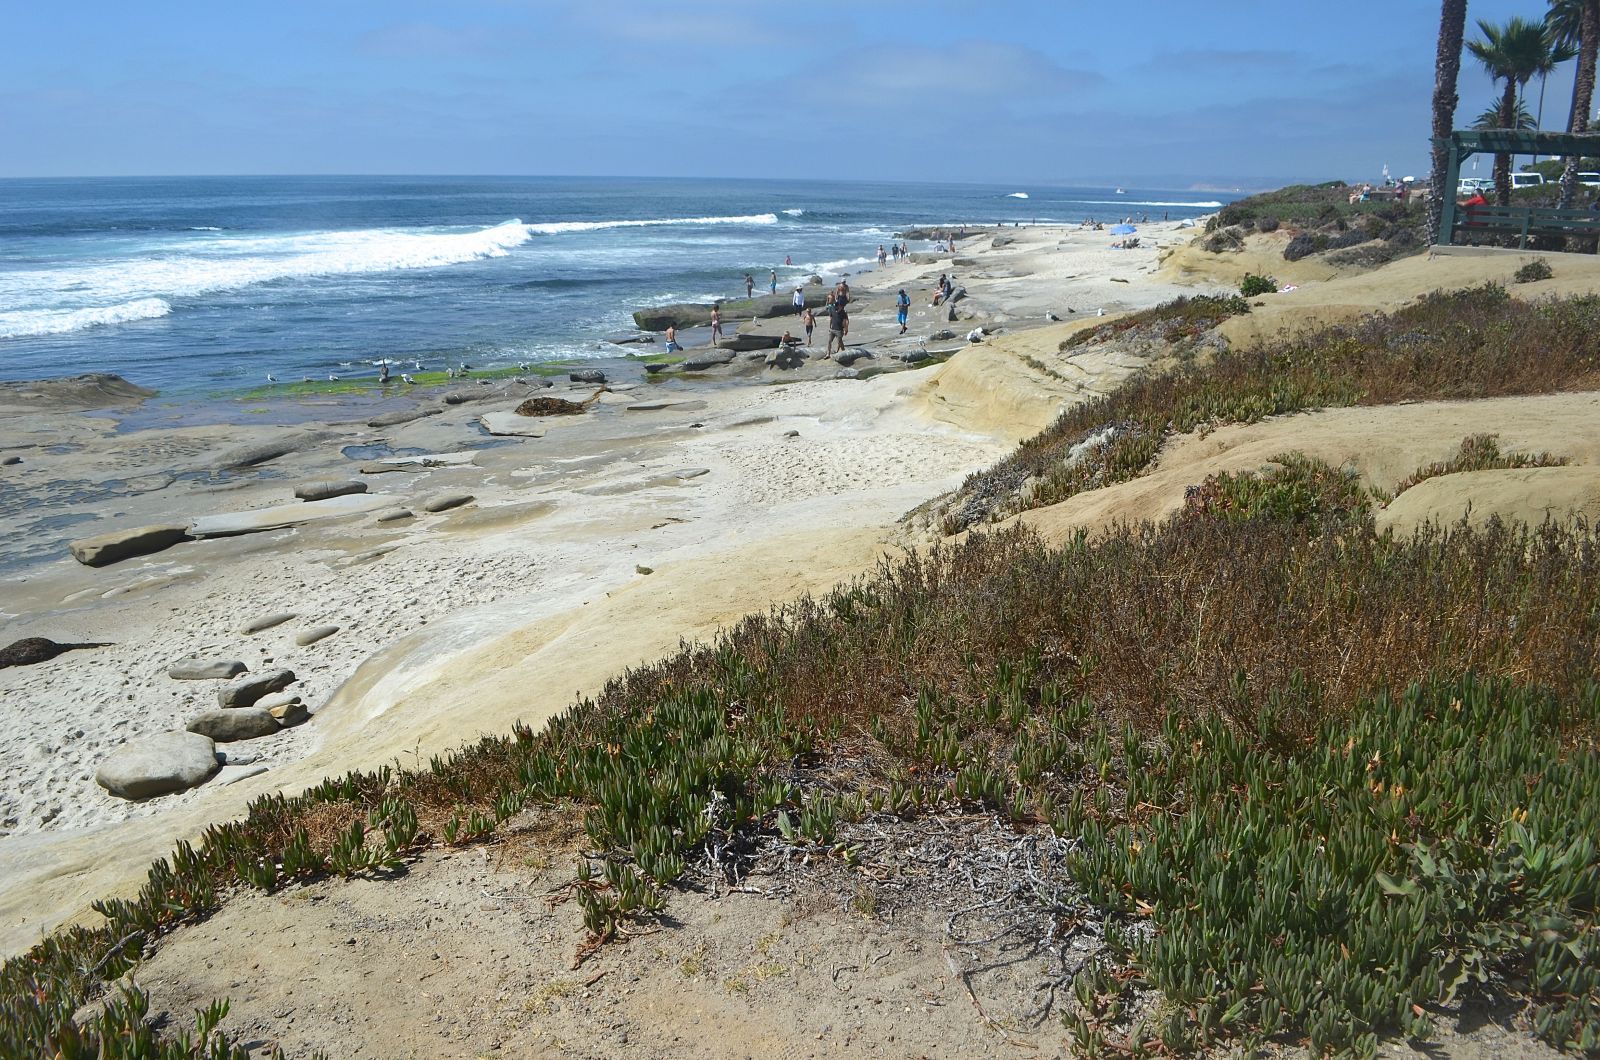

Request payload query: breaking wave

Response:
[0,298,173,338]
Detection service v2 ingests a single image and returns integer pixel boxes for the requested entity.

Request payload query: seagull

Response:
[446,367,456,379]
[1044,312,1059,322]
[327,373,339,382]
[401,373,416,384]
[458,361,471,374]
[412,359,422,370]
[517,361,531,372]
[339,361,353,368]
[265,373,277,383]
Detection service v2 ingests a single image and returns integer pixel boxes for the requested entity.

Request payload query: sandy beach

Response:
[0,220,1215,952]
[6,207,1600,1056]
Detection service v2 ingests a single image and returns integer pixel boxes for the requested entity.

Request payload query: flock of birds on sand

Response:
[264,358,537,387]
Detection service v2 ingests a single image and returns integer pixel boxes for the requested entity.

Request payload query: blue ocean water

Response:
[0,176,1231,397]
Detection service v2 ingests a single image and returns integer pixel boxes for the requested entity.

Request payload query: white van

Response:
[1580,172,1600,187]
[1510,172,1545,189]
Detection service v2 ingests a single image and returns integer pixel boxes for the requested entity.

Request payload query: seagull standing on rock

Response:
[265,373,277,383]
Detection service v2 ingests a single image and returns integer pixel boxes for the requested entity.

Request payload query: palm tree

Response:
[1473,100,1538,129]
[1549,0,1600,208]
[1469,16,1560,204]
[1428,0,1469,241]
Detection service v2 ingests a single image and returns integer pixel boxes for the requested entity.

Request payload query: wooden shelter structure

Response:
[1434,129,1600,248]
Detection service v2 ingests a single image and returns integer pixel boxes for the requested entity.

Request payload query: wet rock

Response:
[367,407,441,429]
[239,612,296,635]
[294,625,339,646]
[167,658,248,681]
[68,524,190,567]
[711,335,776,354]
[569,369,607,385]
[834,349,873,367]
[187,707,278,743]
[0,637,110,669]
[212,439,301,469]
[96,731,219,800]
[218,668,295,709]
[1,456,19,466]
[632,303,715,331]
[294,480,368,502]
[422,493,474,513]
[606,332,656,345]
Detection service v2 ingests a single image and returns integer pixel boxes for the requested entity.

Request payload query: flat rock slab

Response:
[187,707,279,743]
[253,691,302,713]
[167,658,248,681]
[479,411,547,438]
[69,524,191,567]
[239,612,296,635]
[189,493,392,538]
[422,493,474,513]
[670,468,711,480]
[215,763,270,786]
[294,480,368,502]
[218,668,295,709]
[625,400,707,413]
[96,731,219,800]
[294,625,339,646]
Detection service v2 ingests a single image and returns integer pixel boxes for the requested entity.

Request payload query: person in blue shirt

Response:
[896,289,910,334]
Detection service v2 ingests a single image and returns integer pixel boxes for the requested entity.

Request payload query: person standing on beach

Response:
[665,325,682,353]
[896,288,910,334]
[792,286,805,314]
[710,305,723,344]
[877,244,887,265]
[769,269,778,295]
[744,274,754,298]
[826,297,848,359]
[802,306,815,346]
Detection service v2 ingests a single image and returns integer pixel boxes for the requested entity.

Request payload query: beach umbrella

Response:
[1110,223,1137,235]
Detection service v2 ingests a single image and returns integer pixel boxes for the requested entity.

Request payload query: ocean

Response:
[0,176,1230,398]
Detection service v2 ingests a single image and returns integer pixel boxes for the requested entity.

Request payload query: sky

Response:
[0,0,1581,187]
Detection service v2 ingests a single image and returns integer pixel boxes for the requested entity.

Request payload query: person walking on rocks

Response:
[710,305,723,344]
[877,244,887,265]
[896,288,910,334]
[792,286,805,314]
[769,269,778,295]
[665,325,682,353]
[826,298,848,360]
[802,305,815,346]
[744,274,754,298]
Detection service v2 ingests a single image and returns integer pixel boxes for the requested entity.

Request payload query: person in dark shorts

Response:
[802,306,815,346]
[826,298,848,359]
[744,274,754,298]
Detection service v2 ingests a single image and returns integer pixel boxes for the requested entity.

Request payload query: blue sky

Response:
[0,0,1576,187]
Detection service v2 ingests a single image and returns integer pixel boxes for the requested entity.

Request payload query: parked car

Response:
[1580,172,1600,187]
[1510,172,1545,189]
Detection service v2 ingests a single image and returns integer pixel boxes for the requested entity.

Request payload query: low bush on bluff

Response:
[940,284,1600,532]
[1239,272,1277,297]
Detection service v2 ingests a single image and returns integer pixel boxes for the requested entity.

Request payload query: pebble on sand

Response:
[239,612,297,635]
[294,625,340,646]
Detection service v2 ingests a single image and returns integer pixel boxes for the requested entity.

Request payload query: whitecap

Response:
[782,208,805,216]
[1007,192,1030,199]
[0,298,173,339]
[525,213,778,235]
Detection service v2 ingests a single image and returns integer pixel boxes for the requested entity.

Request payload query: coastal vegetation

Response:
[7,461,1600,1054]
[936,283,1600,533]
[1202,181,1428,266]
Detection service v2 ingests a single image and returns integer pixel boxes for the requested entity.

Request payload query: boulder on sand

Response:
[0,637,110,669]
[294,624,339,646]
[633,303,716,331]
[569,369,607,385]
[294,480,368,502]
[239,612,296,635]
[218,668,295,709]
[834,349,873,367]
[167,658,248,681]
[422,493,474,513]
[711,334,778,354]
[95,731,220,800]
[187,707,279,743]
[68,524,190,567]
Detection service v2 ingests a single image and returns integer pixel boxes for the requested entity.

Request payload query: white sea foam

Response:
[0,213,783,340]
[782,208,805,216]
[0,298,173,338]
[807,255,877,275]
[187,226,222,231]
[525,213,778,235]
[1007,192,1030,199]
